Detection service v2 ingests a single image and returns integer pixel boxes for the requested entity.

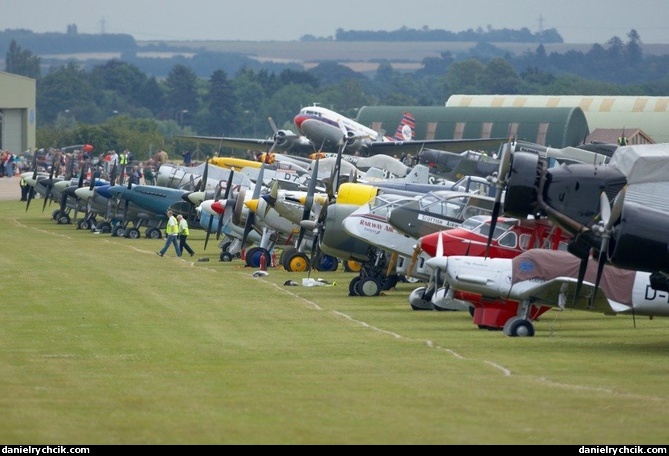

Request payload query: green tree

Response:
[201,69,238,136]
[163,64,199,125]
[625,29,643,64]
[443,59,486,95]
[232,68,267,137]
[5,40,41,79]
[480,57,522,93]
[37,61,97,124]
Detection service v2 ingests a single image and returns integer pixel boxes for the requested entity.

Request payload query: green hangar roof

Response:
[356,105,589,150]
[446,95,669,144]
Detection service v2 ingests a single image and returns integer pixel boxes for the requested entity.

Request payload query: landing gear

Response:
[57,212,71,225]
[245,246,271,268]
[145,227,162,239]
[503,316,535,337]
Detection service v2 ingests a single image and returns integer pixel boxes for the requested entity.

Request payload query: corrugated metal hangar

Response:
[445,95,669,144]
[0,71,37,153]
[356,105,589,149]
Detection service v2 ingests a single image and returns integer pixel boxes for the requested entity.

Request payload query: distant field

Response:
[43,41,669,74]
[141,40,669,59]
[134,40,669,73]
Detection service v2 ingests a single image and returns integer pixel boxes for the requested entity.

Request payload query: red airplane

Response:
[412,215,572,330]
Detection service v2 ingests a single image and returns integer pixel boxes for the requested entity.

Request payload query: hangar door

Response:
[1,109,24,153]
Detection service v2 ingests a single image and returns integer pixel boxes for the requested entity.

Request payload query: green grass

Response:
[3,198,669,444]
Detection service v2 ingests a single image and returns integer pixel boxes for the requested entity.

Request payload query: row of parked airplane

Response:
[21,105,669,338]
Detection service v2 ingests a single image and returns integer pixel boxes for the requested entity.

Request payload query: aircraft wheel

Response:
[344,259,362,273]
[356,277,381,297]
[97,222,112,234]
[112,226,124,237]
[285,252,310,272]
[145,227,162,239]
[245,246,271,269]
[280,247,298,269]
[348,277,361,296]
[52,209,60,221]
[78,219,90,230]
[503,317,535,337]
[408,287,434,310]
[220,251,234,262]
[314,254,338,272]
[57,213,71,225]
[125,228,141,239]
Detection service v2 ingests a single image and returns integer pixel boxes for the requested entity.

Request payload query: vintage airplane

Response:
[410,215,571,330]
[424,248,669,337]
[178,107,503,159]
[386,186,496,242]
[293,106,504,157]
[484,142,669,304]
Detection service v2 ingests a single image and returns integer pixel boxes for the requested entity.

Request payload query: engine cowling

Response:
[608,201,669,274]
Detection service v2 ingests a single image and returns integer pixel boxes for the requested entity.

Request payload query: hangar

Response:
[445,95,669,144]
[0,71,37,153]
[356,105,589,150]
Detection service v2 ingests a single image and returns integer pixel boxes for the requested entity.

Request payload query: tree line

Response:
[3,28,669,162]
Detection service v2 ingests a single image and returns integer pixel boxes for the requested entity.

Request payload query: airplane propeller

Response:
[41,155,59,213]
[295,154,320,254]
[484,139,513,258]
[203,184,222,251]
[240,161,266,247]
[590,186,627,303]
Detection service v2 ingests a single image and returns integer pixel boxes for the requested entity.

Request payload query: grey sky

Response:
[1,0,667,44]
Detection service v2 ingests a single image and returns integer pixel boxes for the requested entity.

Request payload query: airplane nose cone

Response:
[244,198,259,214]
[75,187,94,199]
[95,185,112,199]
[211,200,225,215]
[199,200,215,216]
[261,193,276,207]
[293,114,309,132]
[187,190,206,205]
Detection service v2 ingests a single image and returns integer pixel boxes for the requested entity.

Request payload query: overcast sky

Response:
[1,0,667,44]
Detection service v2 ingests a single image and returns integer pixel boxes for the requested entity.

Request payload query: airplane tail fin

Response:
[403,164,431,184]
[391,112,416,142]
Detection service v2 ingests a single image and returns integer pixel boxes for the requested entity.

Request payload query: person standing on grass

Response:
[177,214,195,257]
[157,210,181,257]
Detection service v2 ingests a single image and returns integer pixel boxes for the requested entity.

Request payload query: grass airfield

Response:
[3,197,669,444]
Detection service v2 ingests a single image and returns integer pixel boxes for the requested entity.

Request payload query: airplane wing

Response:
[176,135,316,156]
[510,277,614,314]
[364,137,506,155]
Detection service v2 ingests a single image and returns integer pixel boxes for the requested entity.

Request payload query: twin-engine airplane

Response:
[178,106,503,158]
[425,248,669,337]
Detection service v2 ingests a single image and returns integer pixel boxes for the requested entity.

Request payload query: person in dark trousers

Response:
[177,214,195,257]
[157,210,181,257]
